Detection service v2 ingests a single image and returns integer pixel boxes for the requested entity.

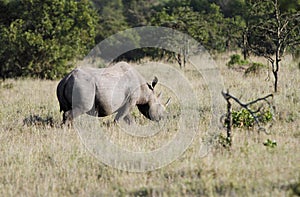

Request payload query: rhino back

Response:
[81,62,148,114]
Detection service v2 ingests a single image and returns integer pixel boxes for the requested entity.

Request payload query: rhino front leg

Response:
[123,114,133,124]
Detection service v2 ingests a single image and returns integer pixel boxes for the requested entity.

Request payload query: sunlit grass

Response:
[0,55,299,196]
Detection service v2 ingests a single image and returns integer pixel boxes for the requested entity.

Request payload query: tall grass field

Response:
[0,54,299,196]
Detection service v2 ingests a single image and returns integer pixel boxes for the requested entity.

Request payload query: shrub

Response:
[0,0,98,79]
[226,54,249,67]
[263,139,277,148]
[245,62,266,75]
[232,109,255,128]
[231,108,273,129]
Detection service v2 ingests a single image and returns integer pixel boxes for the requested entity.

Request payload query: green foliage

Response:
[217,134,231,149]
[227,54,267,75]
[0,0,98,79]
[93,0,128,43]
[151,2,231,52]
[263,139,277,148]
[289,179,300,196]
[247,0,300,57]
[232,109,255,128]
[259,109,273,123]
[122,0,154,27]
[278,0,300,13]
[232,108,273,129]
[0,82,14,89]
[226,54,249,67]
[247,1,277,56]
[1,0,299,78]
[245,62,267,75]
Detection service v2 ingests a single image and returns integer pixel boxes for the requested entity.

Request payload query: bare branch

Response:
[245,94,273,106]
[286,38,300,47]
[255,25,277,34]
[221,91,274,134]
[248,45,275,63]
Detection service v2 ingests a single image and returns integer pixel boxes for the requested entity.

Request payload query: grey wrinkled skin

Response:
[57,61,166,124]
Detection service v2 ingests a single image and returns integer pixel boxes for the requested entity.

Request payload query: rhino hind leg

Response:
[62,109,78,124]
[62,106,90,125]
[61,98,96,125]
[63,111,72,126]
[60,69,96,125]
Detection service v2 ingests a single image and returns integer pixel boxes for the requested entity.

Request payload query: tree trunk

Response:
[273,69,278,93]
[226,100,232,146]
[242,30,249,60]
[271,57,280,93]
[274,0,281,93]
[225,94,232,147]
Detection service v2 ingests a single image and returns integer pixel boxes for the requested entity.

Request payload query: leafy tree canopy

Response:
[0,0,98,79]
[1,0,300,79]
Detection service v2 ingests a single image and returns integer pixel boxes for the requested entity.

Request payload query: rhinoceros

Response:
[57,61,169,124]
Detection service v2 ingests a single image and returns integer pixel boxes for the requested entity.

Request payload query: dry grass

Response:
[0,54,299,196]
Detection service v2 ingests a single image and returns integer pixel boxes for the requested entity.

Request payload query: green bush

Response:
[226,54,267,75]
[245,62,266,75]
[231,108,273,129]
[226,54,249,67]
[0,0,98,79]
[232,109,255,128]
[263,139,277,148]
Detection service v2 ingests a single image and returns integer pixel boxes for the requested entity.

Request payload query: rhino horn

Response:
[157,92,162,99]
[165,97,171,107]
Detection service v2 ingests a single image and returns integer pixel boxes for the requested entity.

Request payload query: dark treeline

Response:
[0,0,299,79]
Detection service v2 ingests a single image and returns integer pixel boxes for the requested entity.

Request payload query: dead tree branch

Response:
[221,90,274,146]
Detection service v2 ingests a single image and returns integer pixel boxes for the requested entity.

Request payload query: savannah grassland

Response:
[0,54,299,196]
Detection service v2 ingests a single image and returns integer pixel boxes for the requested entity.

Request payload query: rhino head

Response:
[137,77,171,122]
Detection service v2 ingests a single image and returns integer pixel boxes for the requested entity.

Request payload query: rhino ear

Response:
[152,76,158,89]
[147,82,154,91]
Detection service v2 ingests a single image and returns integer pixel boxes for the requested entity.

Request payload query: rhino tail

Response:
[57,72,73,112]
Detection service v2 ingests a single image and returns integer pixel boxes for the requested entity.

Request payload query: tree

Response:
[92,0,128,43]
[0,0,98,79]
[150,6,207,67]
[151,3,230,51]
[247,0,300,92]
[122,0,157,27]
